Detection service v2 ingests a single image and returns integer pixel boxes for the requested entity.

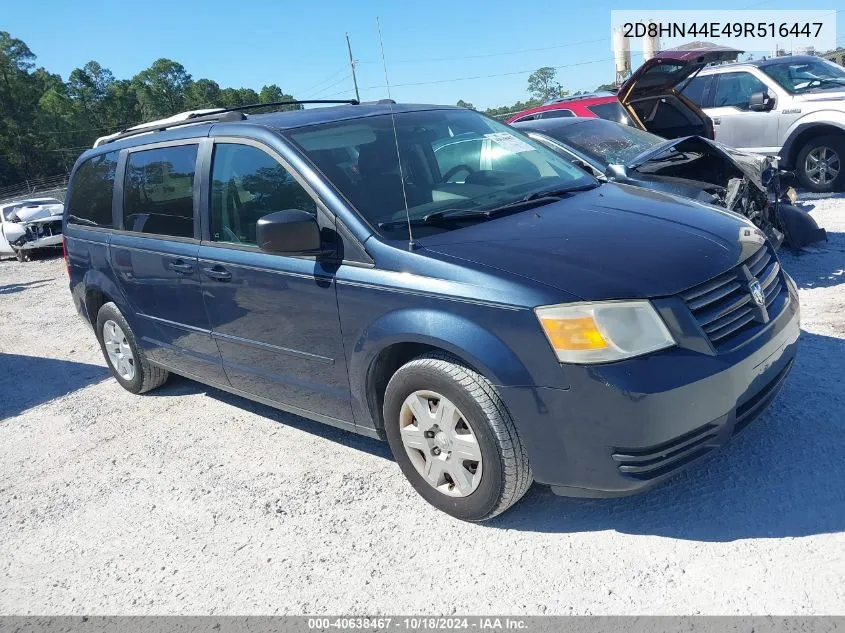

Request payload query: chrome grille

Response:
[681,243,788,352]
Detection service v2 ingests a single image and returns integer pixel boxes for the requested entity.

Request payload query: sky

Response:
[3,0,844,111]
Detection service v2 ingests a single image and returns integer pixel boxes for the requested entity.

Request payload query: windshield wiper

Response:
[521,182,601,201]
[378,209,492,230]
[795,78,845,92]
[377,182,601,230]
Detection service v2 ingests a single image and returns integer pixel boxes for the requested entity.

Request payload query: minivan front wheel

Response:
[95,302,169,394]
[796,135,845,192]
[383,353,532,521]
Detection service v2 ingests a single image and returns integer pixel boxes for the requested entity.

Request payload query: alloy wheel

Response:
[805,146,841,186]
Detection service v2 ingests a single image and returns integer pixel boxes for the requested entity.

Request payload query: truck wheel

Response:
[95,302,168,394]
[796,135,845,193]
[15,249,25,262]
[383,352,532,521]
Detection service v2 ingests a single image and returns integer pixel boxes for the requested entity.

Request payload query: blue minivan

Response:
[63,102,799,520]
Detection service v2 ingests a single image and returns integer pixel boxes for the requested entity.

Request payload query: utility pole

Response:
[346,33,361,102]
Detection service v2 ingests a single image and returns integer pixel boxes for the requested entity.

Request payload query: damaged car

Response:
[514,116,826,250]
[0,197,65,262]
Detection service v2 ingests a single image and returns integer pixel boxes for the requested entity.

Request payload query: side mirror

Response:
[748,91,774,112]
[256,209,325,256]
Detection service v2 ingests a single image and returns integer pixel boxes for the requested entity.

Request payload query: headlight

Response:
[535,300,675,364]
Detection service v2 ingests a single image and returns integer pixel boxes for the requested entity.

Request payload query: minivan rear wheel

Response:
[95,302,168,394]
[796,135,845,193]
[383,352,532,521]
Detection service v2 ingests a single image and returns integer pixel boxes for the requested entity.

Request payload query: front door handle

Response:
[168,260,194,274]
[203,265,232,282]
[712,117,721,125]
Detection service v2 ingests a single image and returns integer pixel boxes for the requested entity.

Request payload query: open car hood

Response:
[627,135,771,192]
[618,48,742,104]
[11,203,64,223]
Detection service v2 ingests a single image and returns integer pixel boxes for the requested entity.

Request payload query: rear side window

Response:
[67,151,118,227]
[586,101,634,126]
[680,76,711,106]
[209,143,317,245]
[122,144,198,238]
[539,109,574,119]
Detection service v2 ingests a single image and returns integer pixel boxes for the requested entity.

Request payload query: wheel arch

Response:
[351,308,533,436]
[781,119,845,169]
[81,269,128,327]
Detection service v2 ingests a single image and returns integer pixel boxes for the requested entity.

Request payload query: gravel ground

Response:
[1,197,844,615]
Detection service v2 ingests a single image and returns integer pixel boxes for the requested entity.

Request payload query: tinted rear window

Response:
[122,145,198,238]
[67,151,118,227]
[586,101,634,126]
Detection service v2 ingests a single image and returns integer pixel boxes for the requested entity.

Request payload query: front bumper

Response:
[17,234,62,251]
[499,282,800,497]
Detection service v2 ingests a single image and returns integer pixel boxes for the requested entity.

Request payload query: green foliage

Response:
[0,32,302,186]
[527,66,562,102]
[456,99,475,110]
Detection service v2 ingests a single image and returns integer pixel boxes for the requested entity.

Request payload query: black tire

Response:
[95,302,168,394]
[795,135,845,193]
[383,352,532,521]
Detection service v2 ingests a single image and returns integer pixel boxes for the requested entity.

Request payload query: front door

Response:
[198,140,354,424]
[109,141,226,384]
[708,71,779,153]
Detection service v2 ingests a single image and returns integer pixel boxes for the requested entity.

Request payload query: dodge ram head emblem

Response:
[749,280,765,307]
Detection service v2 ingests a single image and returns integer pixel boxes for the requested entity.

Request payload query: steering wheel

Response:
[441,164,475,183]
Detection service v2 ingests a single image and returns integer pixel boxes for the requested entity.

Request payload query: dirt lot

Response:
[1,196,844,615]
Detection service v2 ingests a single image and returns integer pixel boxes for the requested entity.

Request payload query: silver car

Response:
[681,55,845,192]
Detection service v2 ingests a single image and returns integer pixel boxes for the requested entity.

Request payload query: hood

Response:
[619,48,743,103]
[627,135,772,192]
[418,183,765,301]
[12,203,64,223]
[796,90,845,102]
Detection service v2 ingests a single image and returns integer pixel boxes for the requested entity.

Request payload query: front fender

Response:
[781,112,845,165]
[351,307,534,388]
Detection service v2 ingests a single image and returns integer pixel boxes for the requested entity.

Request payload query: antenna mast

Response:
[377,17,415,250]
[345,33,361,102]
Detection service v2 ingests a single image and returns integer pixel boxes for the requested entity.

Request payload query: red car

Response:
[505,92,635,126]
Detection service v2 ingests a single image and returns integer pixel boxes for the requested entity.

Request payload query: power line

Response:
[357,36,612,66]
[298,66,349,98]
[359,56,616,91]
[308,73,353,99]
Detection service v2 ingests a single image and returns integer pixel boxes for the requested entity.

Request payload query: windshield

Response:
[538,119,665,167]
[285,108,594,239]
[761,59,845,93]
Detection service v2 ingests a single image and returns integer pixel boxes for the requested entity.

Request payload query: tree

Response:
[185,78,221,109]
[456,99,475,110]
[132,58,192,119]
[0,32,305,185]
[527,67,562,102]
[595,82,617,92]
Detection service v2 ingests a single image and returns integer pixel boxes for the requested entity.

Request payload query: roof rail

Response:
[96,99,360,147]
[220,99,359,113]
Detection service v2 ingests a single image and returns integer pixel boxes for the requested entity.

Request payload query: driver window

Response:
[714,72,768,110]
[210,143,317,245]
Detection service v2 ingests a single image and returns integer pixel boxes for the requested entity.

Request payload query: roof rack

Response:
[98,99,360,146]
